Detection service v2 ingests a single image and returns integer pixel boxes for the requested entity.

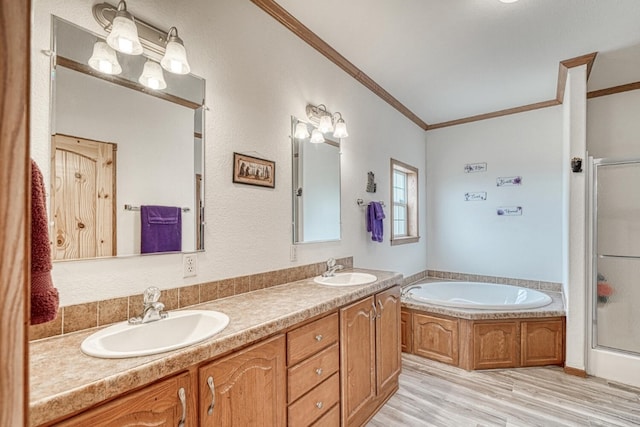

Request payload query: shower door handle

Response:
[598,254,640,259]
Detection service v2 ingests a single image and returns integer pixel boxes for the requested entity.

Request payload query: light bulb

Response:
[88,41,122,75]
[318,115,334,133]
[138,60,167,90]
[333,119,349,139]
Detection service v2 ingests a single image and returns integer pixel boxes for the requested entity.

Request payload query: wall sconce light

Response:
[105,1,143,55]
[93,1,192,88]
[88,41,122,75]
[294,122,311,139]
[306,104,349,139]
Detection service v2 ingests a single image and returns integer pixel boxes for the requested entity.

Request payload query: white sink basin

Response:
[81,310,229,359]
[313,272,377,286]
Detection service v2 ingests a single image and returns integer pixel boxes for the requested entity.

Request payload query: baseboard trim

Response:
[564,366,588,378]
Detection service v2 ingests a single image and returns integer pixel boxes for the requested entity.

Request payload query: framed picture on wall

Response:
[232,152,276,188]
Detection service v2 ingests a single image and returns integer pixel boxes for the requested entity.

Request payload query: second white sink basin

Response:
[314,272,377,286]
[81,310,229,359]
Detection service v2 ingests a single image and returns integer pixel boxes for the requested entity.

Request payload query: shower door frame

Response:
[587,156,640,387]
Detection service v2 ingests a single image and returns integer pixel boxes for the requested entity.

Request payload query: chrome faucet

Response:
[322,258,344,277]
[129,287,168,325]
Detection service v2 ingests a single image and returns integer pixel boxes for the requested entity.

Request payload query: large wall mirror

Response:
[48,17,205,261]
[291,117,341,243]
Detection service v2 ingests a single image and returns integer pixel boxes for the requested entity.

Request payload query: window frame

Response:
[390,158,420,246]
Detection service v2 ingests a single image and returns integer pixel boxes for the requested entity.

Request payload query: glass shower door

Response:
[593,159,640,355]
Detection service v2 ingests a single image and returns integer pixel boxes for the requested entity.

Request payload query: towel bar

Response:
[356,199,386,207]
[124,204,190,212]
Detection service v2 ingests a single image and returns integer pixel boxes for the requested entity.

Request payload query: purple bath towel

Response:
[141,205,182,254]
[366,202,385,243]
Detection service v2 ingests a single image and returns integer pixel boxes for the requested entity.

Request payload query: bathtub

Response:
[404,281,552,310]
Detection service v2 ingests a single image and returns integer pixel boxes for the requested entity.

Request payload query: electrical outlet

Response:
[290,245,297,262]
[183,253,197,277]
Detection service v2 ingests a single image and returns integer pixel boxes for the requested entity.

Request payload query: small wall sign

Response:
[464,192,487,201]
[464,162,487,173]
[496,176,522,186]
[497,206,522,216]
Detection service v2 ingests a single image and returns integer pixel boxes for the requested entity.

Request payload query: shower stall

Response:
[589,157,640,386]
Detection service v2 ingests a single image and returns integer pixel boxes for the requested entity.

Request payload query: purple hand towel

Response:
[141,205,182,254]
[366,202,385,243]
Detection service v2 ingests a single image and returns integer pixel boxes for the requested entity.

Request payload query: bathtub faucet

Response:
[322,258,343,277]
[401,285,421,298]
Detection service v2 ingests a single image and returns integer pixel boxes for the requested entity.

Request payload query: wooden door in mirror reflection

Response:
[51,134,116,260]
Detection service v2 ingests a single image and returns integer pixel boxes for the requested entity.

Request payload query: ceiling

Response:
[273,0,640,127]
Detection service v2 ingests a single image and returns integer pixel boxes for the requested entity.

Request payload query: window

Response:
[390,159,419,245]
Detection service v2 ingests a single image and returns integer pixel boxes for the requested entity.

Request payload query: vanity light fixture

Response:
[88,41,122,75]
[294,122,311,139]
[161,27,191,75]
[305,103,349,139]
[310,129,326,144]
[93,2,192,84]
[105,1,143,55]
[138,60,167,90]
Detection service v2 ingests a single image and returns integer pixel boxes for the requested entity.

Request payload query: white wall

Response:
[55,67,196,255]
[563,66,588,371]
[31,0,427,306]
[425,106,563,283]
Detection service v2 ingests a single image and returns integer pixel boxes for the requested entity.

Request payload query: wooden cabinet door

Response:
[199,335,286,427]
[521,318,565,367]
[400,309,412,353]
[473,321,518,369]
[413,313,459,365]
[57,372,195,426]
[375,286,401,396]
[340,295,376,426]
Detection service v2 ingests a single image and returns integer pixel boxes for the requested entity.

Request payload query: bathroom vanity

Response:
[30,270,401,426]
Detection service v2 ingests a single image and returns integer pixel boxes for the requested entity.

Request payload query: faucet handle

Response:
[327,258,336,268]
[143,287,161,304]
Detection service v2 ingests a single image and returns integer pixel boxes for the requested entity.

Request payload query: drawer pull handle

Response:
[315,334,323,341]
[207,376,216,416]
[316,401,323,409]
[178,387,186,427]
[315,368,323,376]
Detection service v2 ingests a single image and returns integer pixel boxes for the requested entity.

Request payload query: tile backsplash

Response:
[30,257,353,341]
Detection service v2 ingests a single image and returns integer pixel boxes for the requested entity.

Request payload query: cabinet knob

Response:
[315,334,323,341]
[315,368,323,376]
[316,401,323,409]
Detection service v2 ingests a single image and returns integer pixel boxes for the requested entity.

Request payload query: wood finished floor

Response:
[368,354,640,427]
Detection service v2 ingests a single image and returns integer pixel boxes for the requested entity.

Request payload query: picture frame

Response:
[232,152,276,188]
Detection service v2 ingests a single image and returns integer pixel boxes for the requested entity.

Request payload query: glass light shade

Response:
[318,115,334,133]
[161,38,191,75]
[88,41,122,75]
[138,60,167,90]
[294,122,310,139]
[106,12,143,55]
[310,129,325,144]
[332,119,349,138]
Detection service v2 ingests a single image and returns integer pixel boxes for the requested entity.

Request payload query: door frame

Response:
[0,0,30,424]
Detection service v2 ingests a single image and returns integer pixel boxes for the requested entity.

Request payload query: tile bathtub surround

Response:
[425,269,562,292]
[30,257,354,340]
[29,268,401,426]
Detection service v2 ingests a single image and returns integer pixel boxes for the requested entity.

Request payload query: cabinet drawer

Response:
[288,373,339,427]
[288,343,339,403]
[310,403,339,427]
[288,312,338,365]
